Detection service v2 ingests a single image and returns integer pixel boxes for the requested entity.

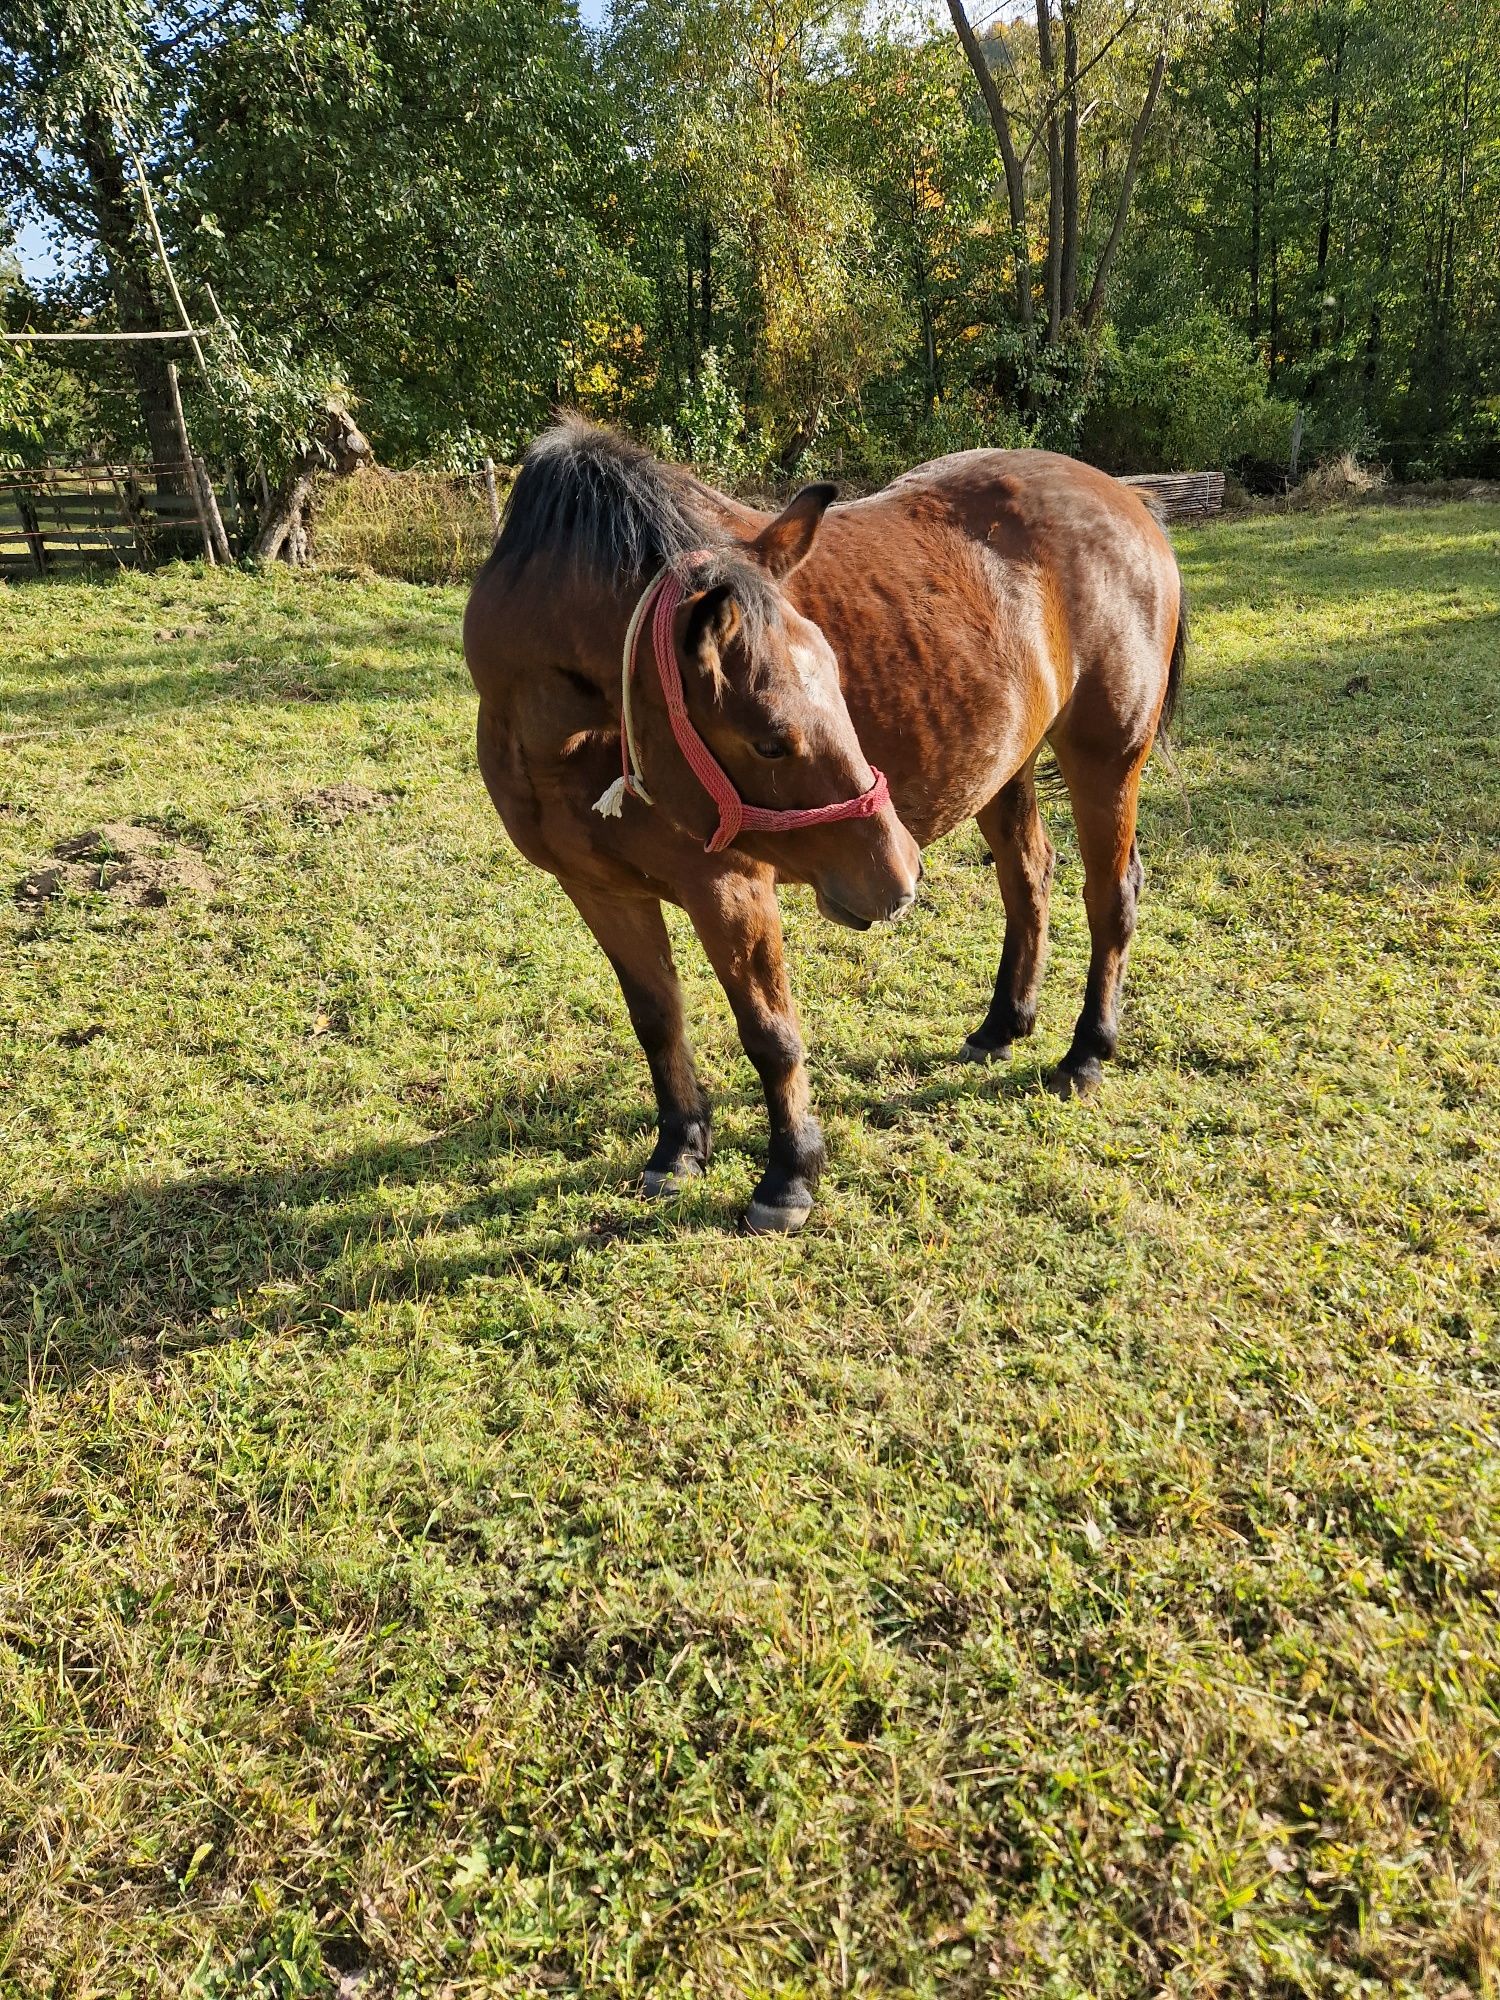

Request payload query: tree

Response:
[0,1,244,474]
[181,0,635,462]
[944,0,1167,347]
[603,0,905,471]
[827,33,993,419]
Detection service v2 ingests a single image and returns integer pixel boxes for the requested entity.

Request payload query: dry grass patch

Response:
[311,467,502,584]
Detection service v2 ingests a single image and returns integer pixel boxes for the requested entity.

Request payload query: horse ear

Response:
[683,582,740,684]
[749,482,837,579]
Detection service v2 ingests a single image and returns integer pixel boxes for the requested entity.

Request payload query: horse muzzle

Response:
[815,871,922,930]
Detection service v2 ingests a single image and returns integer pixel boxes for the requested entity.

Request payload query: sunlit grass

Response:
[1,505,1497,1997]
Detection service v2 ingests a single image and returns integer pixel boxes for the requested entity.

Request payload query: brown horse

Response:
[463,419,1183,1234]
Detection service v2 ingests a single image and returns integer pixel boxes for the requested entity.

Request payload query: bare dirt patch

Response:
[15,823,217,909]
[291,783,387,824]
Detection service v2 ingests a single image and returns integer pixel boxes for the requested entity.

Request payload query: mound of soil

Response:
[15,823,216,909]
[291,783,387,824]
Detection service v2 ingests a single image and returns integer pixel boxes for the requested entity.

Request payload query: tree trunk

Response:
[946,0,1033,332]
[1362,167,1398,398]
[1036,0,1064,343]
[685,227,697,376]
[1249,0,1269,337]
[78,103,186,487]
[773,408,822,478]
[255,468,318,563]
[1307,17,1344,389]
[1269,230,1281,385]
[1060,3,1082,323]
[253,407,372,565]
[1314,21,1344,297]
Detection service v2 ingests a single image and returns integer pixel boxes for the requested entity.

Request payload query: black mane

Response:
[490,415,731,583]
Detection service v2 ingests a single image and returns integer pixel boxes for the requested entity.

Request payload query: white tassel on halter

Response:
[593,775,628,819]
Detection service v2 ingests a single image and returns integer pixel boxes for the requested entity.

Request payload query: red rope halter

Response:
[596,559,891,856]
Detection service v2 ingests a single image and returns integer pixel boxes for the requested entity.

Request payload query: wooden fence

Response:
[1119,470,1226,521]
[0,462,245,577]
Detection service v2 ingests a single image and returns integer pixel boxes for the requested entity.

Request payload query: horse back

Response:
[788,449,1182,840]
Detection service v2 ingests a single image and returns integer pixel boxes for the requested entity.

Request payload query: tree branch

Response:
[1017,11,1139,165]
[1081,47,1165,327]
[148,0,246,62]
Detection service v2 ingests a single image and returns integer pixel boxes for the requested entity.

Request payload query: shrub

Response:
[646,349,763,486]
[812,386,1036,488]
[1081,314,1298,474]
[311,467,499,584]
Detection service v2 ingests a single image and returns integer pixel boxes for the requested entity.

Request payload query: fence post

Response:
[14,484,49,575]
[1289,410,1304,482]
[482,456,502,539]
[166,360,217,564]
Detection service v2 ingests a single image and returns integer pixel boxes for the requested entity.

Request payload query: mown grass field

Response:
[1,503,1497,1999]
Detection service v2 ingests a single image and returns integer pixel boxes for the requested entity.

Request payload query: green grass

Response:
[1,504,1497,1999]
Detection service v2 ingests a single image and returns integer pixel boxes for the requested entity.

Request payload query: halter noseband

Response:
[593,556,891,856]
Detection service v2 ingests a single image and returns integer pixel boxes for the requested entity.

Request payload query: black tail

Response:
[1159,577,1187,745]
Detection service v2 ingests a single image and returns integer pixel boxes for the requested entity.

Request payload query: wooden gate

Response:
[0,462,245,577]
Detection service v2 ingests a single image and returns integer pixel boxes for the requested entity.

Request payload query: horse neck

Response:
[502,564,640,710]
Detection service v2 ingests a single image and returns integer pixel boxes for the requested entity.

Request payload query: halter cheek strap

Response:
[593,558,891,856]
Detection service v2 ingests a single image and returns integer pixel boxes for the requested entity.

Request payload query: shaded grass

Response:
[0,506,1497,1998]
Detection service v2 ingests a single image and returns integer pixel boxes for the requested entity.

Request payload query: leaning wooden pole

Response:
[194,456,233,565]
[116,111,213,389]
[166,361,217,564]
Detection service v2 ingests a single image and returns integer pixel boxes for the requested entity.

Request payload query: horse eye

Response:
[753,738,792,760]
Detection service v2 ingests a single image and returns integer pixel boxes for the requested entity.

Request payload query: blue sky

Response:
[12,220,64,286]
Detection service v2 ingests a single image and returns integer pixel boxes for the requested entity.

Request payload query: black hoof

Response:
[742,1195,813,1236]
[642,1156,705,1198]
[960,1036,1012,1066]
[1047,1058,1104,1101]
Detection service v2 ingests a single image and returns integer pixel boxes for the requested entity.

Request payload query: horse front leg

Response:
[962,763,1056,1063]
[683,871,824,1235]
[565,886,712,1193]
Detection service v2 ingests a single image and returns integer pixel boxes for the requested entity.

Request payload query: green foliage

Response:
[1082,313,1300,472]
[647,346,759,484]
[606,0,906,470]
[1,506,1498,1990]
[182,0,637,465]
[816,382,1037,485]
[0,341,90,464]
[1,0,1496,480]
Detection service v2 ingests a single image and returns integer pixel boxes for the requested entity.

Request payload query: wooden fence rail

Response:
[0,462,245,576]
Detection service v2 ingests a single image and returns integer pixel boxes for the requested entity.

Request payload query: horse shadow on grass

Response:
[2,1027,1067,1402]
[0,1065,761,1400]
[828,1040,1051,1130]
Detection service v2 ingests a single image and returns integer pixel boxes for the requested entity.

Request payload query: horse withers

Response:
[463,419,1183,1234]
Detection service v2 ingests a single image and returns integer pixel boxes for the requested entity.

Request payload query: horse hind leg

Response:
[961,763,1056,1063]
[1046,742,1149,1099]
